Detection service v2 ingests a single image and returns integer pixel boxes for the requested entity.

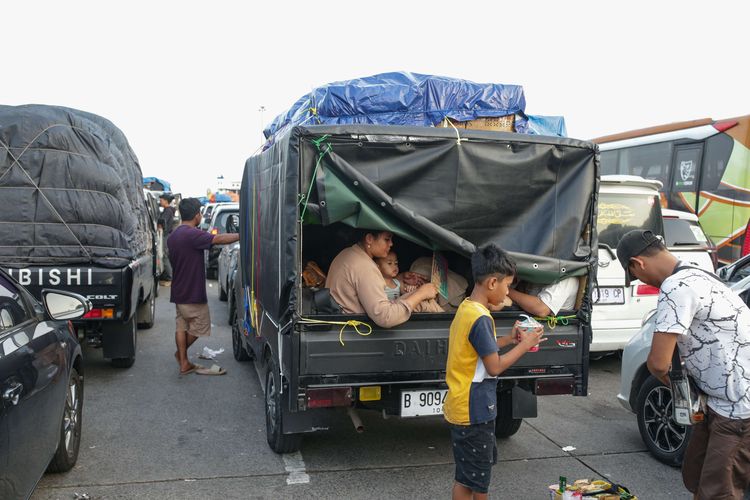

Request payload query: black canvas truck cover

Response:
[240,125,599,331]
[0,105,151,268]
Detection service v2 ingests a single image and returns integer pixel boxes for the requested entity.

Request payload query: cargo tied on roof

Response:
[0,105,152,268]
[263,72,566,147]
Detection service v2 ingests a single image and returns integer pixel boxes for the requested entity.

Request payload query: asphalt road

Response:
[33,281,691,500]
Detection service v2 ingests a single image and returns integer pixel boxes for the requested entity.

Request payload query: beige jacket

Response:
[325,244,412,328]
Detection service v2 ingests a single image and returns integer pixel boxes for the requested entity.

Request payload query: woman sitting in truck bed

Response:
[325,229,439,328]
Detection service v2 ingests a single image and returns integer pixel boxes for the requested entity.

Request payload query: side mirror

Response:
[226,214,240,234]
[42,290,91,320]
[717,266,729,281]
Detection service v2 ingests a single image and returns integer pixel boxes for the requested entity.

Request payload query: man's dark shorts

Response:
[682,408,750,499]
[450,420,497,494]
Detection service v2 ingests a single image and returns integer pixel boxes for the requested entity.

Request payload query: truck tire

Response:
[232,313,251,362]
[265,361,302,453]
[110,317,137,368]
[227,291,235,326]
[495,390,523,438]
[47,366,83,473]
[137,289,156,329]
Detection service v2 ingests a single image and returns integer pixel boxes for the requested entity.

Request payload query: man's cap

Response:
[615,229,662,286]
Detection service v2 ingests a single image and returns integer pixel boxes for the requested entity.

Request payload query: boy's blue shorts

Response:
[449,420,497,493]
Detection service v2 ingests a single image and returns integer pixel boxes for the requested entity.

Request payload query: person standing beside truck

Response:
[157,193,176,285]
[443,244,545,500]
[168,198,239,375]
[616,229,750,499]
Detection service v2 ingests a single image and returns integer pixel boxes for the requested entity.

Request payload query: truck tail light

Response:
[742,219,750,257]
[359,386,381,401]
[306,388,352,408]
[635,284,660,296]
[83,308,114,319]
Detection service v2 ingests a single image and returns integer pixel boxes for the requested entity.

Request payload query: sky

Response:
[3,1,750,197]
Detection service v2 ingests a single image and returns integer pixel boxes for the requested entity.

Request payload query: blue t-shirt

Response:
[167,225,214,304]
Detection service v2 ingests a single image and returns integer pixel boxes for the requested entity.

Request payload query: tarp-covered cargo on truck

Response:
[263,72,566,144]
[241,125,599,327]
[0,105,151,268]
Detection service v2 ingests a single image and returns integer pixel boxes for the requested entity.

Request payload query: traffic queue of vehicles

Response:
[1,92,744,499]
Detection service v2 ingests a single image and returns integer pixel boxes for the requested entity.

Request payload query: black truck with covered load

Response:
[0,105,158,368]
[234,124,599,453]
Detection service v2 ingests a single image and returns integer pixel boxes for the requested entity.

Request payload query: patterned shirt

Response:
[443,299,498,425]
[654,266,750,419]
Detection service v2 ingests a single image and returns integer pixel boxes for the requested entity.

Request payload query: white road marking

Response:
[282,451,310,485]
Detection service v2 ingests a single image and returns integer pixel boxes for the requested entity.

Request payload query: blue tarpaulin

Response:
[526,115,567,137]
[264,72,525,139]
[143,176,171,192]
[264,72,567,142]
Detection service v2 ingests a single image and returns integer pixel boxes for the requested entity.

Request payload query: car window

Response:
[598,192,663,249]
[663,218,708,247]
[728,259,750,284]
[213,210,239,234]
[0,275,31,331]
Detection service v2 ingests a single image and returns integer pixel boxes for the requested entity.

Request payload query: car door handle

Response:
[2,382,23,406]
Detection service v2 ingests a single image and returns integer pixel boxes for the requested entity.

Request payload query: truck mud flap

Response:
[283,408,335,434]
[102,317,136,359]
[511,386,537,419]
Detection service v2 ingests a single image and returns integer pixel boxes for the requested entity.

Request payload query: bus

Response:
[593,115,750,265]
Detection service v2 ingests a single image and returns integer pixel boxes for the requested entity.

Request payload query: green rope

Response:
[533,314,577,330]
[299,135,332,222]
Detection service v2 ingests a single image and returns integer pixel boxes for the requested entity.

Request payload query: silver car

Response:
[618,254,750,465]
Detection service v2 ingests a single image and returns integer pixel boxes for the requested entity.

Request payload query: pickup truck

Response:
[233,124,599,453]
[0,105,158,368]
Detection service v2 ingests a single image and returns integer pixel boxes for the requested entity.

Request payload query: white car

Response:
[591,176,715,352]
[617,254,750,465]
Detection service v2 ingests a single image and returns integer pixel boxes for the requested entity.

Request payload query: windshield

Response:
[663,218,709,247]
[597,192,663,249]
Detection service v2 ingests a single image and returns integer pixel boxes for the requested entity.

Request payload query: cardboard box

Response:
[435,115,515,132]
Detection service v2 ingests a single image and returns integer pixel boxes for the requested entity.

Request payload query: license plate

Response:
[593,286,625,305]
[400,389,447,417]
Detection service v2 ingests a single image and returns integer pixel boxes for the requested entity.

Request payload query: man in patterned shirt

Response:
[617,229,750,499]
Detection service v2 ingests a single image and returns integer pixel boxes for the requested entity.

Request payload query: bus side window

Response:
[701,133,734,191]
[620,143,672,185]
[600,150,619,175]
[672,145,703,192]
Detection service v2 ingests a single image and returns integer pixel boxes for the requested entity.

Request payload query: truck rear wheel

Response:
[495,390,522,438]
[265,361,302,453]
[137,289,156,329]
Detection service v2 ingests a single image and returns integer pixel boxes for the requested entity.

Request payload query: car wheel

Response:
[47,366,83,473]
[232,311,251,362]
[265,360,302,453]
[495,390,522,438]
[636,375,691,466]
[111,317,137,368]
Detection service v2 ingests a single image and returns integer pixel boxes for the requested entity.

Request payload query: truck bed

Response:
[299,313,585,384]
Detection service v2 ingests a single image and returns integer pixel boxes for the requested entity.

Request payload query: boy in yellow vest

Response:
[443,244,545,499]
